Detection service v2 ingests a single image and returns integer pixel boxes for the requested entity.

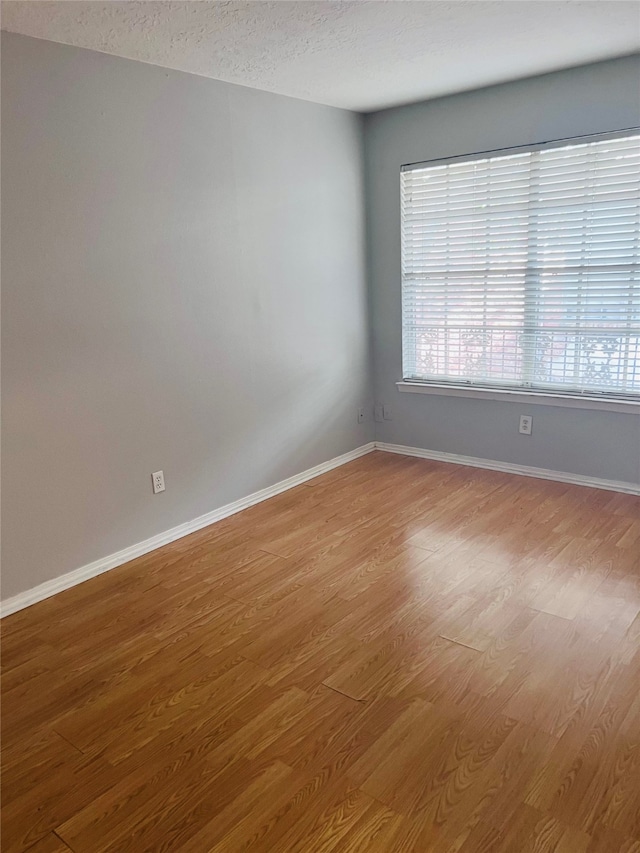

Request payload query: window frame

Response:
[399,127,640,408]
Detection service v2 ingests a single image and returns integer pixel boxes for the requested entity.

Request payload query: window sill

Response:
[396,381,640,414]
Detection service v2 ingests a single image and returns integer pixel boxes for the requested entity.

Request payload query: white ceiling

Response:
[2,1,639,112]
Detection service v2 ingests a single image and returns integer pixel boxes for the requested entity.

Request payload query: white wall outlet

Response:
[374,402,384,423]
[519,415,533,435]
[383,404,393,421]
[357,406,365,424]
[152,470,166,494]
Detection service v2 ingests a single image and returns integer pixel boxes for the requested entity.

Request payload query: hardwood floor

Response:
[2,451,639,852]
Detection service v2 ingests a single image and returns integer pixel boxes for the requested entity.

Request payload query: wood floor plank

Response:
[2,452,639,851]
[18,834,74,853]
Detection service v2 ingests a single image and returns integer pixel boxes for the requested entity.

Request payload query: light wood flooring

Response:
[2,451,640,852]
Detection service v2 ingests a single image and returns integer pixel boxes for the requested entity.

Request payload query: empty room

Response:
[2,1,640,851]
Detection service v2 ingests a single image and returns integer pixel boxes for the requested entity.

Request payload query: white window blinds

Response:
[401,132,640,399]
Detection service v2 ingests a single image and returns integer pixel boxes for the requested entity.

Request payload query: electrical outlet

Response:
[357,407,365,424]
[519,415,533,435]
[383,404,393,421]
[152,470,166,494]
[374,402,384,423]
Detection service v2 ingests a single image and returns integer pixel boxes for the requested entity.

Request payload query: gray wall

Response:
[1,33,372,600]
[365,55,640,486]
[3,35,639,603]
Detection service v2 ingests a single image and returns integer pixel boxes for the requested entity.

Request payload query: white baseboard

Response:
[4,438,636,617]
[0,442,375,618]
[375,441,640,496]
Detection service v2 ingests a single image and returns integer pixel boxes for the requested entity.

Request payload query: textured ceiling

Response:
[2,1,639,112]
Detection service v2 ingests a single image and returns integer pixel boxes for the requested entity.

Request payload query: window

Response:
[401,132,640,400]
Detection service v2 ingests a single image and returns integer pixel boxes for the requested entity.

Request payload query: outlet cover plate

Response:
[519,415,533,435]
